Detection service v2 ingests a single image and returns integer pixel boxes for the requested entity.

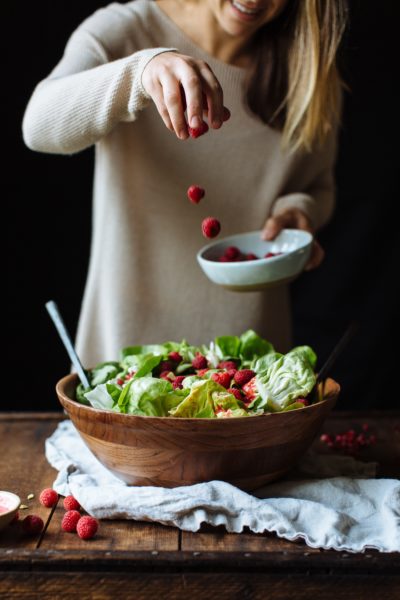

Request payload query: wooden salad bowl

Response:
[56,374,340,491]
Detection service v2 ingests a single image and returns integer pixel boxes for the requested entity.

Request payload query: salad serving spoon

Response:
[45,300,91,389]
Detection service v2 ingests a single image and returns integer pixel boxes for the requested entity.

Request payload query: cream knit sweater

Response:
[23,0,337,366]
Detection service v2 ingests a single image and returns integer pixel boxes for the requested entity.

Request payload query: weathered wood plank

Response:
[0,571,399,600]
[39,504,179,552]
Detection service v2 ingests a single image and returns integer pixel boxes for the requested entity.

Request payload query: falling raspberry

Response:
[202,217,221,239]
[187,185,205,204]
[188,121,209,138]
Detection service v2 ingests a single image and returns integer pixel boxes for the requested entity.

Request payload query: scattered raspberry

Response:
[39,488,59,508]
[76,516,99,540]
[202,217,221,239]
[61,510,81,533]
[234,369,256,387]
[192,353,208,370]
[246,253,258,260]
[22,515,44,535]
[196,368,210,377]
[158,360,175,374]
[217,361,237,371]
[211,371,232,389]
[168,351,183,364]
[63,495,81,511]
[160,370,174,381]
[227,387,243,401]
[224,246,240,260]
[242,376,258,400]
[188,121,209,138]
[187,185,205,204]
[320,426,377,455]
[172,375,186,390]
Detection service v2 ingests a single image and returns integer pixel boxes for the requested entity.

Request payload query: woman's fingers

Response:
[142,52,229,138]
[305,240,325,271]
[261,208,325,270]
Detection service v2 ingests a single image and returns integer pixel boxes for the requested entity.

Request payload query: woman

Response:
[22,0,348,366]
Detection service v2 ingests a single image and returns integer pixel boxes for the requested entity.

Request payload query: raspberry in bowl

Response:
[197,229,313,291]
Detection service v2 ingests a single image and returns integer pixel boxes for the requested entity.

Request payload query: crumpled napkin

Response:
[45,420,400,553]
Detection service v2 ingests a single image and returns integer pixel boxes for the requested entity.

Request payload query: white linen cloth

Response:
[45,420,400,553]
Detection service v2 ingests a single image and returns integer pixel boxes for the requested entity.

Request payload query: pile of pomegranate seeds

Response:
[320,423,377,455]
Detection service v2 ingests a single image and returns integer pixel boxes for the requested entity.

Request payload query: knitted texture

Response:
[22,0,338,365]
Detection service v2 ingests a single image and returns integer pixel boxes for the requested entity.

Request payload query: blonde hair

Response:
[247,0,348,152]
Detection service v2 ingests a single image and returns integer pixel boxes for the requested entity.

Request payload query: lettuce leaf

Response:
[239,330,274,361]
[169,380,221,418]
[122,377,185,416]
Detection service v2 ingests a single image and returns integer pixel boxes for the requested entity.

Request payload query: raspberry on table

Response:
[63,495,81,511]
[187,185,205,204]
[39,488,59,508]
[202,217,221,239]
[22,515,44,535]
[61,510,82,533]
[76,515,99,540]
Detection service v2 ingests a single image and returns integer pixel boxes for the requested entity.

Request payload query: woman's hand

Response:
[261,208,324,271]
[141,52,230,139]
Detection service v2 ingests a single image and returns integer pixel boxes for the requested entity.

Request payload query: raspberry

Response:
[192,353,208,370]
[296,398,309,406]
[211,371,232,389]
[76,516,99,540]
[202,217,221,239]
[242,376,258,400]
[168,351,183,364]
[246,253,258,260]
[39,488,59,508]
[63,495,81,511]
[172,375,186,390]
[160,370,173,381]
[234,369,256,387]
[61,510,81,533]
[227,387,243,401]
[187,185,205,204]
[265,252,277,258]
[196,368,210,377]
[217,360,238,370]
[188,121,209,138]
[158,360,175,373]
[224,246,240,260]
[22,515,44,535]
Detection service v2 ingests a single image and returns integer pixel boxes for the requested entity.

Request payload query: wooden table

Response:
[1,411,399,599]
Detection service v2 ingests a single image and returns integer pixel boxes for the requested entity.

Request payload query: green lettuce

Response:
[120,377,186,416]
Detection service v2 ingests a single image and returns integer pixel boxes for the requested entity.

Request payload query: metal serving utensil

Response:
[45,300,90,389]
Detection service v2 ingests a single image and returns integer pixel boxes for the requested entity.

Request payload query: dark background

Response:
[4,1,398,411]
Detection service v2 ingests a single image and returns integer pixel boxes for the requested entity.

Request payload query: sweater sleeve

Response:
[271,124,339,231]
[22,17,176,154]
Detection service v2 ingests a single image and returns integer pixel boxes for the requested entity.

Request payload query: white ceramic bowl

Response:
[197,229,313,291]
[0,491,20,531]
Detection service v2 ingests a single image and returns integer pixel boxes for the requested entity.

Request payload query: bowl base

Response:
[220,274,298,292]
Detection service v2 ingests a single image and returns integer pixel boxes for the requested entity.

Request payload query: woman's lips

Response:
[229,0,263,22]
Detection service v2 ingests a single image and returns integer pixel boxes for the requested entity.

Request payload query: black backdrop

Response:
[4,1,398,411]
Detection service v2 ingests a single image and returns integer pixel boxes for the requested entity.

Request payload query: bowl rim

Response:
[197,228,313,266]
[0,491,21,516]
[56,372,340,425]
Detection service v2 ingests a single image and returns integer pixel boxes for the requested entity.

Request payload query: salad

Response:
[76,330,320,418]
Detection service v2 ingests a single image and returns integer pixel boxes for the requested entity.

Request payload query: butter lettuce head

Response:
[254,353,316,411]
